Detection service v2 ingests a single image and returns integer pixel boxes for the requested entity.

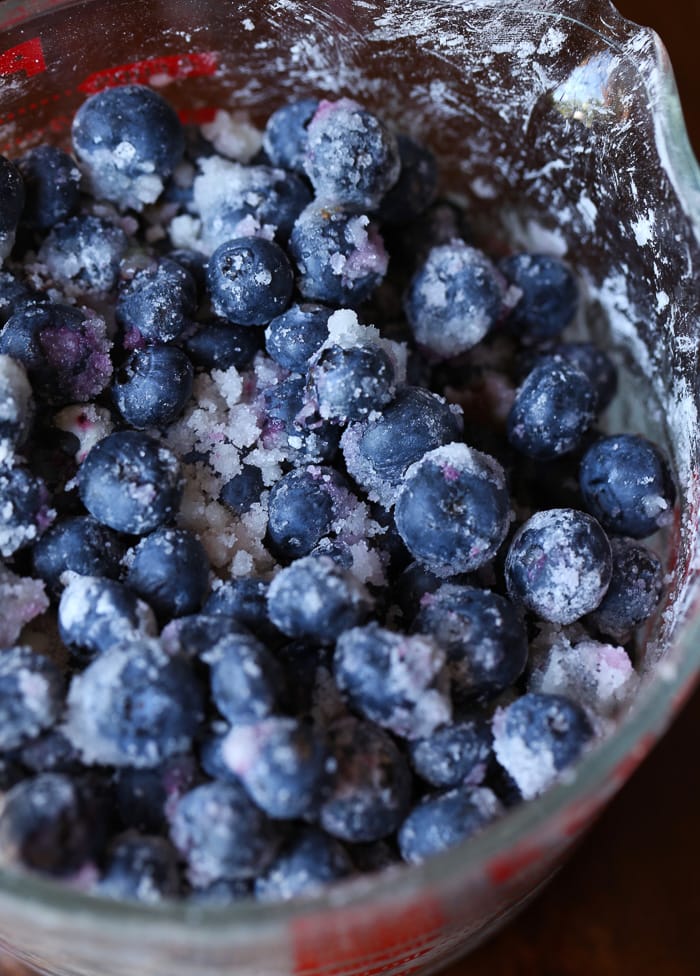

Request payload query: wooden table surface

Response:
[1,1,699,975]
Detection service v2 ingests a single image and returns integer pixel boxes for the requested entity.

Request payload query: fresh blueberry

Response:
[115,754,201,833]
[395,443,510,577]
[0,465,54,558]
[505,508,612,625]
[255,826,354,902]
[220,464,265,516]
[64,638,204,767]
[398,786,501,864]
[31,514,125,596]
[267,466,349,560]
[18,145,82,231]
[263,98,320,173]
[320,717,412,843]
[206,237,294,327]
[341,386,463,506]
[492,692,594,799]
[409,717,493,789]
[202,631,284,724]
[579,433,676,538]
[38,214,127,293]
[499,253,579,340]
[532,341,617,412]
[0,270,43,326]
[507,355,597,459]
[334,623,451,739]
[267,555,371,643]
[586,536,664,642]
[376,134,438,225]
[113,344,194,429]
[78,430,183,535]
[202,579,282,647]
[310,343,397,422]
[264,302,331,371]
[263,373,340,464]
[183,317,263,371]
[125,527,210,620]
[0,302,113,403]
[404,242,504,359]
[222,717,328,819]
[0,354,33,454]
[116,257,197,347]
[18,730,82,776]
[0,646,64,751]
[97,832,181,903]
[413,583,528,701]
[71,83,185,210]
[0,155,25,258]
[169,781,280,885]
[58,575,157,658]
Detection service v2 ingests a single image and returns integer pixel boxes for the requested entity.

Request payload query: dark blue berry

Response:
[535,341,617,412]
[113,344,194,429]
[78,430,183,535]
[183,317,263,371]
[206,237,294,327]
[579,433,676,538]
[376,134,438,225]
[265,302,331,371]
[505,508,612,625]
[0,270,43,326]
[0,465,53,557]
[0,646,64,751]
[19,729,82,776]
[499,253,578,340]
[58,575,156,658]
[203,579,282,647]
[263,98,320,173]
[255,827,354,902]
[409,718,493,788]
[38,214,127,293]
[263,373,340,464]
[199,728,240,785]
[167,248,208,296]
[18,145,81,230]
[392,561,448,626]
[160,611,251,658]
[126,527,210,620]
[267,466,348,560]
[202,631,284,724]
[97,833,181,902]
[0,155,24,255]
[31,514,125,596]
[310,343,397,422]
[115,754,201,833]
[220,464,265,515]
[188,879,252,905]
[398,786,501,863]
[0,354,33,452]
[117,257,197,346]
[586,536,664,641]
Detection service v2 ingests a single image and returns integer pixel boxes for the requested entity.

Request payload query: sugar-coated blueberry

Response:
[38,214,127,293]
[586,536,664,641]
[505,508,612,625]
[183,318,263,371]
[202,631,284,724]
[266,466,348,560]
[31,515,125,596]
[188,879,253,905]
[199,728,239,785]
[0,155,24,257]
[492,692,594,800]
[265,302,331,371]
[263,373,340,464]
[206,237,294,327]
[115,755,201,834]
[220,465,265,516]
[19,729,82,776]
[579,433,676,538]
[320,717,412,843]
[0,466,54,558]
[499,253,578,340]
[18,145,82,230]
[395,443,511,577]
[203,578,282,647]
[413,583,528,701]
[113,344,194,429]
[78,431,183,535]
[126,527,210,620]
[0,354,33,454]
[97,832,181,903]
[71,84,185,210]
[310,343,397,422]
[0,270,42,326]
[0,646,64,751]
[398,785,501,863]
[160,611,250,658]
[267,555,371,643]
[377,135,438,225]
[117,257,197,346]
[255,827,354,902]
[404,242,504,359]
[534,341,617,412]
[409,717,493,788]
[263,98,320,173]
[64,638,204,767]
[58,575,158,659]
[334,623,451,740]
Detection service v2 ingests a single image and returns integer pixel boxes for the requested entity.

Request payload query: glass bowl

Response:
[0,1,698,974]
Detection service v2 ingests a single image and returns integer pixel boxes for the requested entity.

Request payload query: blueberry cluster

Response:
[0,85,673,903]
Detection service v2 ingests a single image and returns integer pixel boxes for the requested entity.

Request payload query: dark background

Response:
[1,1,699,975]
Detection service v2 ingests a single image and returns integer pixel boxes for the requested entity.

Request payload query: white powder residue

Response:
[200,110,263,163]
[631,210,655,247]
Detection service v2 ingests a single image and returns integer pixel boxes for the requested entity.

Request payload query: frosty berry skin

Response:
[265,302,332,371]
[206,237,294,326]
[586,536,664,642]
[220,465,265,516]
[398,786,502,864]
[38,214,127,293]
[310,343,397,422]
[113,345,194,430]
[31,515,125,596]
[262,97,320,174]
[125,527,210,620]
[58,576,157,659]
[409,718,493,789]
[17,145,82,232]
[0,466,54,557]
[499,253,579,340]
[0,646,64,751]
[116,258,198,346]
[255,827,354,902]
[266,466,342,560]
[97,833,181,904]
[202,631,284,724]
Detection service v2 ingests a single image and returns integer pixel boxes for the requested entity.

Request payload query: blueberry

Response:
[0,354,33,454]
[0,466,54,558]
[183,318,263,371]
[18,145,82,231]
[0,270,43,326]
[413,583,528,701]
[398,786,501,864]
[38,214,127,293]
[263,98,320,173]
[0,773,105,876]
[267,466,349,560]
[203,579,282,647]
[579,433,676,538]
[167,248,208,296]
[160,611,251,658]
[404,242,504,359]
[265,302,331,371]
[113,344,194,429]
[0,155,25,257]
[310,343,397,422]
[202,631,284,724]
[220,465,265,515]
[199,728,240,785]
[0,302,113,403]
[223,717,328,819]
[116,257,197,346]
[31,515,125,596]
[206,237,294,327]
[409,718,493,789]
[334,623,451,739]
[320,717,412,843]
[125,527,210,620]
[115,754,201,833]
[507,355,597,459]
[169,781,280,885]
[395,443,510,577]
[0,646,64,751]
[492,692,594,799]
[267,555,371,643]
[71,83,185,210]
[376,134,438,225]
[535,341,617,412]
[0,756,25,793]
[341,386,463,506]
[58,575,157,658]
[78,430,183,535]
[255,826,354,902]
[288,204,388,306]
[586,536,664,641]
[263,373,340,464]
[499,253,579,340]
[505,508,612,625]
[64,638,204,767]
[97,832,181,903]
[19,729,82,776]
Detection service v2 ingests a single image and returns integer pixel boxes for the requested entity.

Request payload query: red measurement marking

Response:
[78,51,218,95]
[0,37,45,78]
